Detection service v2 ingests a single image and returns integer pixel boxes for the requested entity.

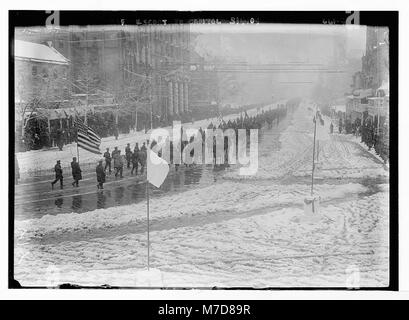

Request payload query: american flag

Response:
[74,117,101,154]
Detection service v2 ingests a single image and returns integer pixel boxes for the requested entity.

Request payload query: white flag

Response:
[147,149,169,188]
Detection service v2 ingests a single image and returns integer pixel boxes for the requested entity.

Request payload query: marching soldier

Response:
[131,146,139,175]
[140,142,147,152]
[138,147,147,174]
[51,160,63,189]
[104,147,112,174]
[96,160,106,189]
[125,143,132,169]
[112,146,119,159]
[113,150,124,178]
[71,157,82,187]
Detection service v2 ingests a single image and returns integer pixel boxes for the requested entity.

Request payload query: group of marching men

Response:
[208,106,287,131]
[49,107,288,191]
[103,143,148,179]
[50,142,149,190]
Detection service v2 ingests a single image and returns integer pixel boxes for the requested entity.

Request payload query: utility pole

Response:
[150,79,153,130]
[85,81,88,125]
[135,104,138,132]
[84,28,88,125]
[311,107,318,196]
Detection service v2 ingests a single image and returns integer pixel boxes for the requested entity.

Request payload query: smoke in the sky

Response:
[193,24,366,104]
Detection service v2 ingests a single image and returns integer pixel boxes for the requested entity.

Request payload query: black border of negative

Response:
[8,10,399,290]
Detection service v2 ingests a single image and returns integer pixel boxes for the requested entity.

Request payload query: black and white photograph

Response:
[7,8,400,293]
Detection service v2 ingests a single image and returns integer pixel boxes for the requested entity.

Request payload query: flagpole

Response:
[75,117,80,164]
[146,180,150,271]
[311,110,317,196]
[76,141,80,164]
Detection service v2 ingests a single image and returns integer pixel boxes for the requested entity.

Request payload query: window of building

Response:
[32,66,37,76]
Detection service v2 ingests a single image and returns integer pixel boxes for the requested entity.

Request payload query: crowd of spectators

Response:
[16,103,275,152]
[337,112,389,164]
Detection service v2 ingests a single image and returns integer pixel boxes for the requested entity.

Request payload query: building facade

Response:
[15,24,193,127]
[361,27,389,90]
[14,40,70,131]
[345,27,389,125]
[14,39,70,107]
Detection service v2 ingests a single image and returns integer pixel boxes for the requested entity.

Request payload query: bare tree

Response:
[108,72,153,130]
[73,60,101,108]
[15,65,69,138]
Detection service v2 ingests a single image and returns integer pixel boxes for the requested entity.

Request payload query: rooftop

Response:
[14,40,69,65]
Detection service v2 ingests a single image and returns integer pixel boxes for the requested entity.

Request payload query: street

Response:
[14,102,389,287]
[14,104,288,220]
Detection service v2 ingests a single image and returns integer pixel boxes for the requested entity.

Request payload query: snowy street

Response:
[16,102,280,177]
[14,101,389,287]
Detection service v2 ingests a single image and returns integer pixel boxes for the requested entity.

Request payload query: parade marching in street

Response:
[12,21,391,289]
[45,105,290,194]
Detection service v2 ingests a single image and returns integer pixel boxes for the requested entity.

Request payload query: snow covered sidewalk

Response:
[225,101,389,181]
[13,100,390,288]
[15,188,389,287]
[16,102,282,175]
[16,181,372,240]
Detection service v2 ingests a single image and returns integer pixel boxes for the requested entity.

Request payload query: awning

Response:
[352,89,373,99]
[14,40,69,65]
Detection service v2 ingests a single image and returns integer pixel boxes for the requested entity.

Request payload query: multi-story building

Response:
[345,27,389,124]
[15,24,193,127]
[14,39,70,136]
[14,39,70,104]
[361,27,389,90]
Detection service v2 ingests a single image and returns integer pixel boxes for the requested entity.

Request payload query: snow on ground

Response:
[15,182,368,240]
[16,103,281,175]
[347,133,389,169]
[225,101,388,181]
[292,134,388,179]
[15,190,389,287]
[14,100,390,287]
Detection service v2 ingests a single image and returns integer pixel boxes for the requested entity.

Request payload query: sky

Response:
[193,24,366,61]
[192,24,367,103]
